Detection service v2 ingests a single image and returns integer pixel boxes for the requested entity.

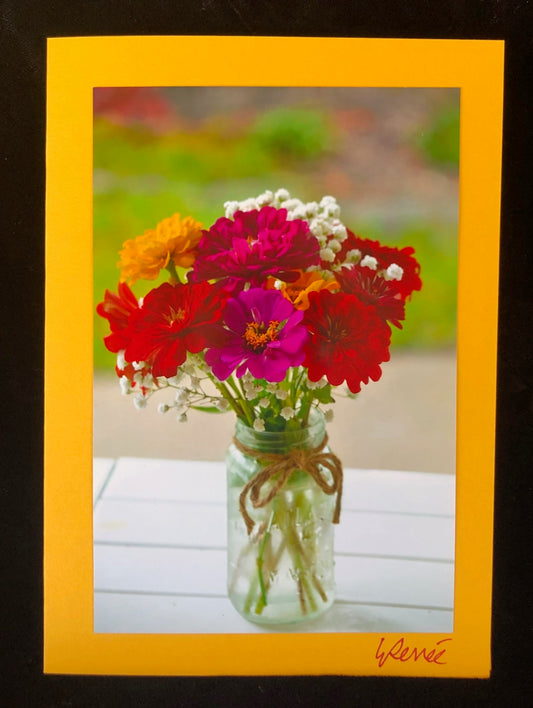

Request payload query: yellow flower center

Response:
[243,320,280,352]
[164,306,186,325]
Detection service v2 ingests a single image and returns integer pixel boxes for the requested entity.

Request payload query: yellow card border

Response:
[45,36,504,677]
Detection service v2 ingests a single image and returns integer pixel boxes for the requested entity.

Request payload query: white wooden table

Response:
[93,458,455,634]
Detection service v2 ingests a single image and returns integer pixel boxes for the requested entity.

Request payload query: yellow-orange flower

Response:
[118,214,203,284]
[266,270,339,310]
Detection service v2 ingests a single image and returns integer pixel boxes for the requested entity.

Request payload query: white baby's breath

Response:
[224,200,239,218]
[256,190,273,206]
[320,247,335,263]
[280,406,295,420]
[119,376,132,396]
[274,188,290,203]
[345,248,362,264]
[175,387,189,404]
[307,376,328,390]
[331,223,348,241]
[384,263,404,281]
[361,255,378,270]
[116,350,126,371]
[167,372,184,387]
[133,393,147,410]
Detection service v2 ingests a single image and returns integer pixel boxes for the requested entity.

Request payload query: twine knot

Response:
[232,433,343,534]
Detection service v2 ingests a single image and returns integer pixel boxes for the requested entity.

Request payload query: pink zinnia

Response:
[190,206,320,292]
[205,288,308,382]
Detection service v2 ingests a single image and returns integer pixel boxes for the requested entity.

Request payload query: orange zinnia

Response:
[118,213,203,284]
[267,270,339,310]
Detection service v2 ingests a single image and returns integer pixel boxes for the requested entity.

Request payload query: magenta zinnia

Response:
[190,206,321,292]
[303,290,392,394]
[123,281,226,378]
[205,287,309,382]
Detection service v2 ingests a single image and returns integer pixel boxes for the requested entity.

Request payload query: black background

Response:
[2,1,532,705]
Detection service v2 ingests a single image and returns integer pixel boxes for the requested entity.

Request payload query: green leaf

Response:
[189,405,224,414]
[312,385,335,405]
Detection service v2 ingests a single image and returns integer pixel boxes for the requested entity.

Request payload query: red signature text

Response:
[375,636,452,668]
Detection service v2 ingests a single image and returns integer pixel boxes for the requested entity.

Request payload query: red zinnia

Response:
[336,230,422,299]
[96,281,140,353]
[336,266,406,329]
[123,281,227,377]
[303,290,391,394]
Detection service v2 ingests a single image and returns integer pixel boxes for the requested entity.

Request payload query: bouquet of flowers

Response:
[97,188,421,623]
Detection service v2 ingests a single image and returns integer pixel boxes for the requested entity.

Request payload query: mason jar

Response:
[226,409,337,625]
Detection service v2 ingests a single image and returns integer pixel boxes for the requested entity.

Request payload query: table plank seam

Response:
[97,495,454,519]
[93,588,453,613]
[94,539,454,564]
[93,459,118,510]
[100,495,226,507]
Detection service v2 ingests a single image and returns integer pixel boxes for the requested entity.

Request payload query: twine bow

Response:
[233,433,343,535]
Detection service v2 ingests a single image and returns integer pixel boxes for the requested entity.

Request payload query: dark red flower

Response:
[336,230,422,299]
[303,290,391,394]
[336,266,406,328]
[96,282,140,353]
[190,206,320,292]
[123,281,227,378]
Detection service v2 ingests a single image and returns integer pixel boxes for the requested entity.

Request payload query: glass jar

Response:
[226,409,337,625]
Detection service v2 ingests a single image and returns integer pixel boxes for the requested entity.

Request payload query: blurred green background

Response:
[93,87,459,370]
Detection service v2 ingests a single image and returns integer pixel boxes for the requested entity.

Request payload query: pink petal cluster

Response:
[190,206,320,292]
[205,288,308,382]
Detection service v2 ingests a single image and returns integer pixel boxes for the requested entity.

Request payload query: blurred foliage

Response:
[249,108,333,161]
[416,104,460,169]
[94,107,457,370]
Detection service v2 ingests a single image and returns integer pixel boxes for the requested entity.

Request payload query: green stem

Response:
[254,535,287,615]
[206,372,245,421]
[299,391,314,426]
[293,367,306,409]
[255,511,274,608]
[228,375,255,427]
[165,260,180,282]
[289,368,299,410]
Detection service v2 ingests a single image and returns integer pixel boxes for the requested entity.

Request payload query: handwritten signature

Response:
[375,636,452,668]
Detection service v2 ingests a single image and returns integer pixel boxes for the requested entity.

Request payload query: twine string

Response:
[233,433,343,535]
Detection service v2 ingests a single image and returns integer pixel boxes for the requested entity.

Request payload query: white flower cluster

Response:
[306,376,328,390]
[223,189,405,282]
[359,256,404,282]
[116,351,162,409]
[117,351,231,421]
[224,189,348,271]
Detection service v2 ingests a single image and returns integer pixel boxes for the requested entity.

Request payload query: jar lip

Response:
[235,407,325,445]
